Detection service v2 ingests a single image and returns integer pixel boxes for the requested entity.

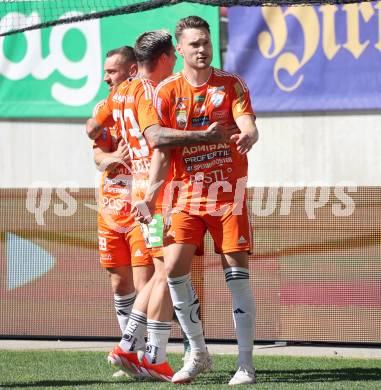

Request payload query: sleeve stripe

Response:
[155,73,181,94]
[154,73,182,107]
[214,69,248,92]
[233,73,249,92]
[142,79,154,100]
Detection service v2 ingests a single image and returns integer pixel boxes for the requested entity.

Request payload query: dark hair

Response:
[134,30,173,71]
[106,46,136,64]
[175,15,210,41]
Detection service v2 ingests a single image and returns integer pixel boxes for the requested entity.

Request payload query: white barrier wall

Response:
[0,113,380,188]
[250,112,381,186]
[0,118,97,188]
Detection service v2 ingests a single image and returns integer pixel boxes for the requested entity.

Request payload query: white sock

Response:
[119,309,147,352]
[167,274,207,353]
[146,319,171,364]
[224,267,255,367]
[114,292,136,334]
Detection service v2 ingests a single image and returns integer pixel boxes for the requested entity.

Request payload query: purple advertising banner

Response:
[225,3,381,112]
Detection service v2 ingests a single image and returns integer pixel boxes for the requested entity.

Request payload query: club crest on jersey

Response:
[210,92,224,108]
[176,109,187,128]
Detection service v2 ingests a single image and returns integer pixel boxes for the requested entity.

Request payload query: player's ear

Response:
[129,63,138,77]
[176,43,183,57]
[159,52,167,65]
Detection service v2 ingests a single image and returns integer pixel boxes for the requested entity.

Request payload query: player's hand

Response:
[230,131,257,154]
[112,139,130,163]
[205,122,239,143]
[132,199,154,224]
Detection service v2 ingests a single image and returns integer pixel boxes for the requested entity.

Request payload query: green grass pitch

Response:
[0,351,380,389]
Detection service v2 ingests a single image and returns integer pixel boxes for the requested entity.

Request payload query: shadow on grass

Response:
[0,380,109,388]
[1,368,380,387]
[260,368,381,383]
[0,377,159,388]
[191,367,381,385]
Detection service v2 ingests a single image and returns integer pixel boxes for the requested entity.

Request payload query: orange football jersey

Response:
[154,68,255,211]
[93,100,135,231]
[95,78,165,207]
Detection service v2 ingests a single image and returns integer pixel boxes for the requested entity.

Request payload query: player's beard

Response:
[196,63,210,70]
[195,54,212,69]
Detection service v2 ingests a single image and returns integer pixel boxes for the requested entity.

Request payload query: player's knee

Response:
[154,274,170,294]
[133,278,147,293]
[112,281,134,296]
[165,262,180,278]
[109,275,134,295]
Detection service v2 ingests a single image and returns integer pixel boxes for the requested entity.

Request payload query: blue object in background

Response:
[6,233,55,290]
[225,3,381,111]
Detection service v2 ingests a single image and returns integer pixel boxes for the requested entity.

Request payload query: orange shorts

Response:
[149,246,164,259]
[164,202,252,255]
[98,221,152,269]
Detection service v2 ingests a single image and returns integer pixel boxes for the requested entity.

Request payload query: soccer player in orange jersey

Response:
[91,46,154,378]
[142,16,259,385]
[87,30,237,381]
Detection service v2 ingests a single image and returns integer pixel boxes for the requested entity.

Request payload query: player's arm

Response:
[87,118,104,140]
[146,85,237,148]
[144,122,238,149]
[132,148,171,223]
[86,98,115,140]
[229,75,259,154]
[231,114,259,155]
